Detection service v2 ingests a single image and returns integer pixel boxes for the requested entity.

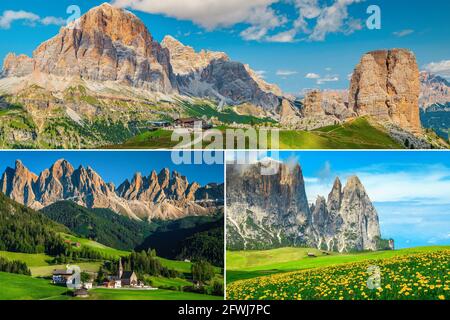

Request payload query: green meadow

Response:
[0,272,221,300]
[226,246,450,283]
[111,117,404,149]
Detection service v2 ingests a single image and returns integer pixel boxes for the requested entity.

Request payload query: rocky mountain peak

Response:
[419,71,450,108]
[0,160,222,221]
[349,48,421,134]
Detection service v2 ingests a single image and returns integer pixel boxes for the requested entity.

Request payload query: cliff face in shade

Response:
[0,159,222,221]
[2,3,177,93]
[349,49,421,134]
[226,159,311,250]
[161,35,282,111]
[226,160,381,252]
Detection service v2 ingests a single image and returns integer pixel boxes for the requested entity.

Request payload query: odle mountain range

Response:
[0,3,448,148]
[0,159,223,221]
[226,159,383,252]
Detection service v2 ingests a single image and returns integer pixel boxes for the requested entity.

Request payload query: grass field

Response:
[0,250,101,277]
[0,272,221,300]
[226,246,450,283]
[110,117,403,149]
[227,249,450,300]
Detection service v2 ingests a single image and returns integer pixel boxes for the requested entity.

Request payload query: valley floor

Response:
[226,246,450,300]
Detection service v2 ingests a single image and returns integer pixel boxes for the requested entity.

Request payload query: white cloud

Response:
[266,29,297,43]
[113,0,286,41]
[305,72,321,79]
[40,16,66,26]
[114,0,365,42]
[316,74,339,84]
[423,60,450,79]
[0,10,65,29]
[305,163,450,204]
[0,10,39,29]
[276,69,298,76]
[309,0,364,41]
[393,29,414,37]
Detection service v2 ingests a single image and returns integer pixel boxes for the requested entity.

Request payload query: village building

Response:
[174,117,212,129]
[52,269,74,285]
[105,259,138,288]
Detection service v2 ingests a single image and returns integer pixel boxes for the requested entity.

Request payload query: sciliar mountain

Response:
[227,159,383,252]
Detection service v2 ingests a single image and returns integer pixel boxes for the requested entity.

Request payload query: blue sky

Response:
[0,0,449,94]
[0,151,224,186]
[228,150,450,249]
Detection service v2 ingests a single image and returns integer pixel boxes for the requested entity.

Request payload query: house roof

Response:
[52,269,73,275]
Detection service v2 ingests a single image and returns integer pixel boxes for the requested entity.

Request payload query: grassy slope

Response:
[0,251,101,277]
[0,272,221,300]
[111,117,403,149]
[226,246,450,283]
[0,234,194,276]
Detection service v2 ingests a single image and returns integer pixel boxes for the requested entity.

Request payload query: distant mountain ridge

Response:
[227,159,382,252]
[0,159,223,221]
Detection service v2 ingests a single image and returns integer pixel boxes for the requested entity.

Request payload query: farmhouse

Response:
[52,269,74,285]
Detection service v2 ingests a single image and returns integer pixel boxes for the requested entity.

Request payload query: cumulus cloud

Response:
[0,10,65,29]
[113,0,365,42]
[0,10,39,29]
[276,70,298,76]
[393,29,414,37]
[305,72,321,79]
[113,0,286,41]
[423,60,450,79]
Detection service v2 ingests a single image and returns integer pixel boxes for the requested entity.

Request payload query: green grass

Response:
[0,272,221,300]
[61,233,130,257]
[0,272,70,300]
[107,117,403,149]
[77,288,222,300]
[107,129,179,149]
[145,275,192,288]
[0,250,101,277]
[181,101,274,125]
[226,246,450,283]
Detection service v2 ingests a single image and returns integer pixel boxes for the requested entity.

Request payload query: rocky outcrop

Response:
[310,176,381,252]
[161,35,282,110]
[1,54,34,78]
[226,160,382,252]
[349,49,421,134]
[419,71,450,109]
[0,159,223,221]
[226,159,310,250]
[3,3,177,93]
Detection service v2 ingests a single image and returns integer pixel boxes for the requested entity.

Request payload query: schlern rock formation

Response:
[226,159,381,252]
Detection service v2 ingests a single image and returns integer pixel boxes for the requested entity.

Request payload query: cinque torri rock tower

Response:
[349,49,422,134]
[226,159,382,252]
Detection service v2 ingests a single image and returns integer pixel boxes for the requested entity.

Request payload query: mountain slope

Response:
[0,158,223,221]
[0,192,67,255]
[41,201,154,250]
